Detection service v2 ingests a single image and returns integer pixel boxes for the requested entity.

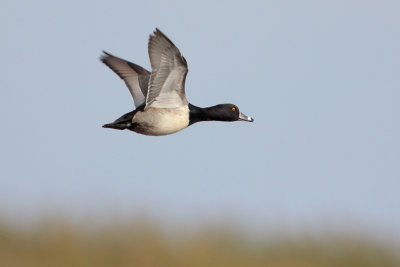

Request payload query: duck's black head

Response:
[189,103,254,125]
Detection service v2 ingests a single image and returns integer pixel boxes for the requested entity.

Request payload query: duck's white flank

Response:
[132,106,189,136]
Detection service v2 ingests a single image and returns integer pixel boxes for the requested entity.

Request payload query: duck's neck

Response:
[188,104,225,125]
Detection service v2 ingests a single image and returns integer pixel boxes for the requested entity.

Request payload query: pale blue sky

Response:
[1,1,399,236]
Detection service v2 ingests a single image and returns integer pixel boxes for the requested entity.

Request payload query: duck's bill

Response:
[239,112,254,122]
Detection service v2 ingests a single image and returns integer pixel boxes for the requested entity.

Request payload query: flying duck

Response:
[101,28,254,136]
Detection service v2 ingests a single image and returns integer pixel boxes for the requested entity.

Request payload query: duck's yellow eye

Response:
[232,107,236,111]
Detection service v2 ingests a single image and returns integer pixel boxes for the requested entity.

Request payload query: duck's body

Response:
[133,106,189,136]
[101,29,253,136]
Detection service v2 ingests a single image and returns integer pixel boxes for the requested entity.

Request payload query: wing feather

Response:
[101,51,150,108]
[146,29,188,109]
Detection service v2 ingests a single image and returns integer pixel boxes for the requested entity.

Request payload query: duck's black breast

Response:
[188,104,209,125]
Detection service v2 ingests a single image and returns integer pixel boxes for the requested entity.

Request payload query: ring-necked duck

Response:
[101,29,253,136]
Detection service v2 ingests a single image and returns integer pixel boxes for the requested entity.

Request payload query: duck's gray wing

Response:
[101,51,150,108]
[145,29,189,109]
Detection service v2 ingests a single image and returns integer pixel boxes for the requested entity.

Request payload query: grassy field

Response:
[0,218,399,267]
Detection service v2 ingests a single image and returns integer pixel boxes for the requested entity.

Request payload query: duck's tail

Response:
[102,110,137,130]
[102,122,131,130]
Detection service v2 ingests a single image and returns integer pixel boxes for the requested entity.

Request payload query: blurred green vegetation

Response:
[0,218,399,267]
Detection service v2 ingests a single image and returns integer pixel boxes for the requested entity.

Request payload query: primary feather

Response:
[101,51,150,107]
